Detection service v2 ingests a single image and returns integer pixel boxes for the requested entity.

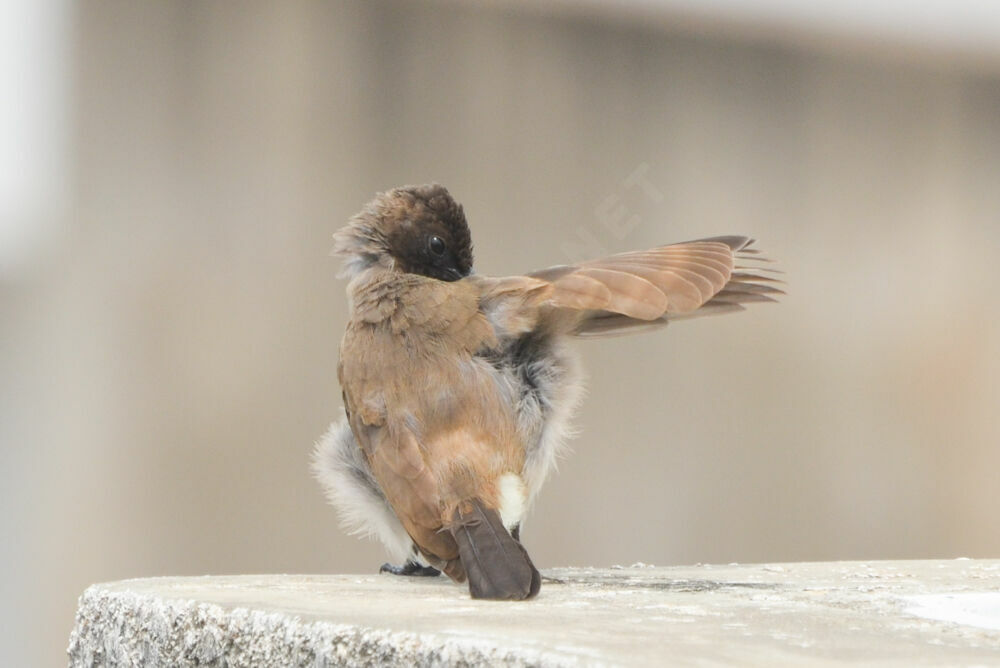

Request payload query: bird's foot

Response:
[379,559,441,577]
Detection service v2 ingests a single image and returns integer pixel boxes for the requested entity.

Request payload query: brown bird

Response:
[314,184,780,600]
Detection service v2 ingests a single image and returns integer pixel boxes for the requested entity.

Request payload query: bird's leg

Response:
[379,547,441,577]
[379,560,440,576]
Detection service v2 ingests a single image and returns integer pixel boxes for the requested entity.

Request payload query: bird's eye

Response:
[428,235,446,256]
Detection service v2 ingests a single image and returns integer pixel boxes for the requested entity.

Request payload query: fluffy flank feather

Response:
[311,418,413,563]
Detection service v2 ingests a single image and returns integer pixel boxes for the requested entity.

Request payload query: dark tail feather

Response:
[450,499,541,600]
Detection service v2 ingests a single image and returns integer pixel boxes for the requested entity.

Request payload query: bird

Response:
[313,183,780,600]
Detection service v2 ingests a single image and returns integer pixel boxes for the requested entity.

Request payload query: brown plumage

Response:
[322,183,780,600]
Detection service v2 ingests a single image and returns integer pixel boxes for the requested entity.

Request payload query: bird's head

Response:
[333,184,474,282]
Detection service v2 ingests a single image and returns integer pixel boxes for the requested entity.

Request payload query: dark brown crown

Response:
[333,184,474,281]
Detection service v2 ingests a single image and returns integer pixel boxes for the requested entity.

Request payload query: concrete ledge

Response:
[68,560,1000,666]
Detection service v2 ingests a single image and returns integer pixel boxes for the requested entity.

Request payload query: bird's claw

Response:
[379,560,441,577]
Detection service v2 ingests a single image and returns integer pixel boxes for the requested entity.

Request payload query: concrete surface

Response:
[68,560,1000,666]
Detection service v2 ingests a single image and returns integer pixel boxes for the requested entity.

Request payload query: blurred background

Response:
[3,0,1000,664]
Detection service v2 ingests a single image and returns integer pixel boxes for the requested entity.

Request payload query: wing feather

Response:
[543,272,613,311]
[569,267,667,320]
[517,236,780,337]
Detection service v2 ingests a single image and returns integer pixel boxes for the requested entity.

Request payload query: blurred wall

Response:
[2,1,1000,664]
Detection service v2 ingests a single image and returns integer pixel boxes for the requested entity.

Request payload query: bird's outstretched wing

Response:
[515,236,781,337]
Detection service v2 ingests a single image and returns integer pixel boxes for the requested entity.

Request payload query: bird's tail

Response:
[449,499,541,600]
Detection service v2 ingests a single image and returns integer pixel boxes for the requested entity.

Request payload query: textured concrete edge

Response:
[66,583,572,668]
